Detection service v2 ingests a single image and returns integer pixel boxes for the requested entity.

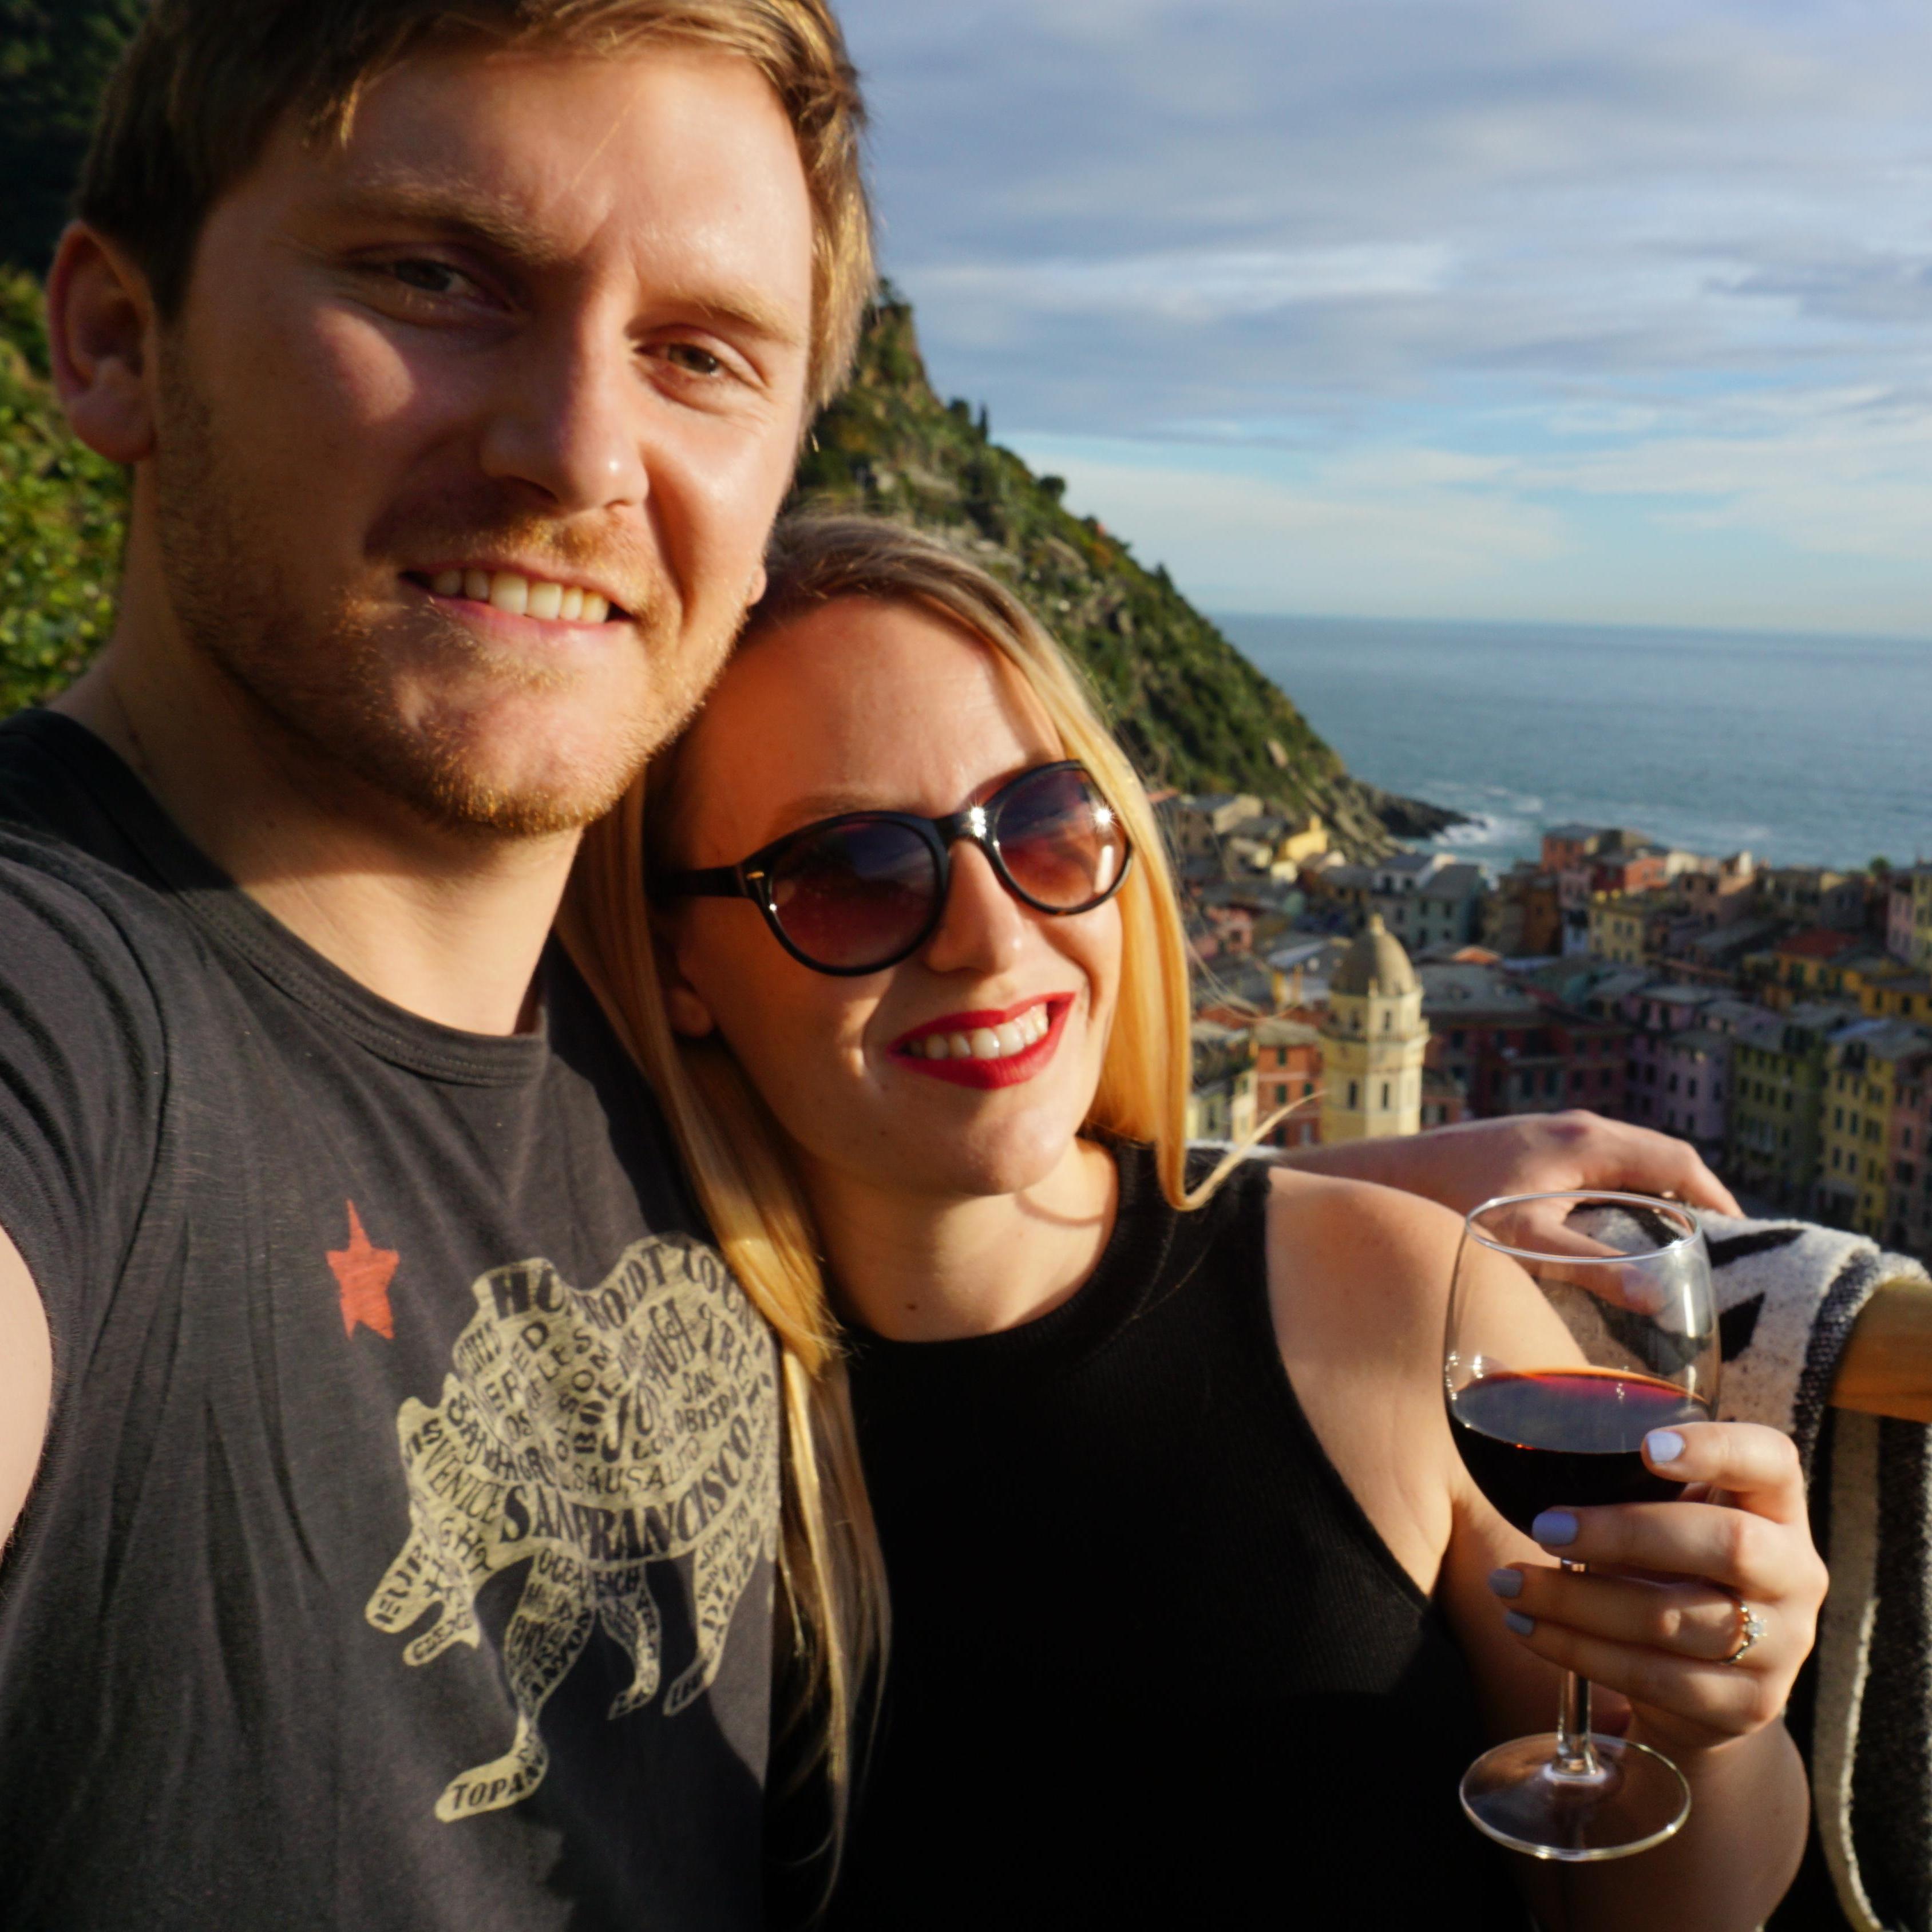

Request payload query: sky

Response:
[835,0,1932,635]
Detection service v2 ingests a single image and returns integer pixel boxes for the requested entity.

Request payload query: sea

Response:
[1217,615,1932,877]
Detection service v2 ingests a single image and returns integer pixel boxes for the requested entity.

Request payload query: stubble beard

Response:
[149,354,732,841]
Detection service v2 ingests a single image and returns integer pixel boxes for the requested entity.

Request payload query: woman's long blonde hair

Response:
[557,512,1202,1863]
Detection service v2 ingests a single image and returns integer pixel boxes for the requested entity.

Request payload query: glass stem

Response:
[1552,1559,1601,1779]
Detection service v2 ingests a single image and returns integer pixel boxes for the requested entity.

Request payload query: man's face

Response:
[152,41,817,836]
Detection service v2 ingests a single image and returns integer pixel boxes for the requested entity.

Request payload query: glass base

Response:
[1460,1732,1690,1862]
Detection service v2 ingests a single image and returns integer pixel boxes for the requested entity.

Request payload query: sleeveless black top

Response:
[822,1146,1527,1930]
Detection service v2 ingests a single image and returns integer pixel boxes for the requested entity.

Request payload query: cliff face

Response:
[793,298,1412,857]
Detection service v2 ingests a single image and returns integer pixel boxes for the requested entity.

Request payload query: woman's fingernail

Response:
[1531,1509,1578,1547]
[1646,1429,1686,1467]
[1505,1610,1535,1637]
[1487,1567,1523,1599]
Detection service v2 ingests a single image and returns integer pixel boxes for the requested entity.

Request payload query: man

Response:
[0,5,861,1925]
[0,2,1737,1926]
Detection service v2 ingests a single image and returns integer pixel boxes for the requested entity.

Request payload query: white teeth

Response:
[913,1006,1053,1064]
[439,569,611,619]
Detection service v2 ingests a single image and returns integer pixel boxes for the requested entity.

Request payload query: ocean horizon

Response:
[1217,612,1932,878]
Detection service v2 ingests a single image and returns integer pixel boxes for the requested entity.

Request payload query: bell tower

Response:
[1320,914,1427,1142]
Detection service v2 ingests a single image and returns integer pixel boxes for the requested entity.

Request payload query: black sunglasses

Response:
[655,761,1133,976]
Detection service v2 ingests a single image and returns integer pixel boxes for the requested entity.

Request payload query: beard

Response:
[149,350,734,840]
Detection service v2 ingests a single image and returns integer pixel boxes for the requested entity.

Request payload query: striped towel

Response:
[1707,1216,1932,1932]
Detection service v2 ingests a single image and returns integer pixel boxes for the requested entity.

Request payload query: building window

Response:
[1379,1081,1391,1109]
[1688,1079,1699,1099]
[1347,1080,1359,1110]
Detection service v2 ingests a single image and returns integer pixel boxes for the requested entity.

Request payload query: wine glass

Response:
[1443,1190,1719,1860]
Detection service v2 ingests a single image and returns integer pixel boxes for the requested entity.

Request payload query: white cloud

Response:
[838,0,1932,626]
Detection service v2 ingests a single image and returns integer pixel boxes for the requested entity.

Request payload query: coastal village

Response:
[1172,793,1932,1261]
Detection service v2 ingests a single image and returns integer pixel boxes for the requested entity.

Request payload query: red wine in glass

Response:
[1450,1367,1713,1535]
[1444,1190,1719,1861]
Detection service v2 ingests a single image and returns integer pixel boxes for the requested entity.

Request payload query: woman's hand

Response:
[1486,1421,1826,1759]
[1274,1110,1743,1219]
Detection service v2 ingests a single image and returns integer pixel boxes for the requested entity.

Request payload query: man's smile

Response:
[405,564,628,625]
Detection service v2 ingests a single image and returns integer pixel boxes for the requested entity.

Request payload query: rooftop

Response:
[1333,914,1420,998]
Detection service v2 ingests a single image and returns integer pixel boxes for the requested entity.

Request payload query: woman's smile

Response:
[888,994,1074,1088]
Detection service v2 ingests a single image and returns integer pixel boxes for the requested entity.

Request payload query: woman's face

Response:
[661,595,1122,1203]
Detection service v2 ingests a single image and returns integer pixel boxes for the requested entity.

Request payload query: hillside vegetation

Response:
[0,268,124,714]
[791,296,1419,853]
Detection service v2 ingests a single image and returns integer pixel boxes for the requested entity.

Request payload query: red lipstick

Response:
[889,996,1072,1090]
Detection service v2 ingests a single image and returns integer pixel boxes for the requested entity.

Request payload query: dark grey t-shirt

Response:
[0,711,775,1930]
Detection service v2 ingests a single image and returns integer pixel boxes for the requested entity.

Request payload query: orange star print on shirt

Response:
[328,1202,399,1340]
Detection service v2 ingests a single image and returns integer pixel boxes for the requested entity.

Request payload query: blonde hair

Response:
[78,0,872,409]
[558,513,1205,1870]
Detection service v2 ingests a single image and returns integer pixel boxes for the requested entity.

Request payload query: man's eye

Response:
[659,342,725,378]
[389,259,470,298]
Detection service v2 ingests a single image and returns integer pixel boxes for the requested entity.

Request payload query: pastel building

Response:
[1818,1021,1930,1236]
[1889,865,1932,970]
[1320,916,1427,1143]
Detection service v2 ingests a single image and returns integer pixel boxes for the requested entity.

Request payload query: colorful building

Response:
[1818,1020,1932,1236]
[1252,1016,1323,1149]
[1320,916,1427,1142]
[1185,1020,1257,1143]
[1889,865,1932,969]
[1726,1003,1861,1214]
[1886,1048,1932,1254]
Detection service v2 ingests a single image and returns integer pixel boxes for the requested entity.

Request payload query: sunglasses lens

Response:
[768,818,939,970]
[996,767,1129,910]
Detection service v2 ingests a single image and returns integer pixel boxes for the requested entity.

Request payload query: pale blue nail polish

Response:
[1532,1509,1578,1547]
[1487,1567,1523,1599]
[1505,1610,1535,1637]
[1646,1429,1686,1467]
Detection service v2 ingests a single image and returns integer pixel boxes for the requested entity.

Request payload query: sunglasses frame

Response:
[654,759,1134,976]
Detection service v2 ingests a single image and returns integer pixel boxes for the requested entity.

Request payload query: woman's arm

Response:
[1270,1110,1742,1216]
[1264,1171,1822,1932]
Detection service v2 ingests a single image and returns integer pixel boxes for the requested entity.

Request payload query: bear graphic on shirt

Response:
[366,1231,778,1822]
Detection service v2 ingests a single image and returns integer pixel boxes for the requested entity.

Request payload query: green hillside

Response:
[793,296,1429,852]
[0,268,124,714]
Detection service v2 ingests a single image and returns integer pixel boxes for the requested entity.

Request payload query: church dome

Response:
[1332,913,1419,998]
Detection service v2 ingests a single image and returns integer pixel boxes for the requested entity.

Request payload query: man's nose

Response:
[922,842,1029,978]
[477,312,649,513]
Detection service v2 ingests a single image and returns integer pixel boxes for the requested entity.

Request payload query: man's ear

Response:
[746,561,767,608]
[46,222,159,465]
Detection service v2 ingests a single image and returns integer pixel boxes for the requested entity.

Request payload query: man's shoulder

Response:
[0,821,203,1033]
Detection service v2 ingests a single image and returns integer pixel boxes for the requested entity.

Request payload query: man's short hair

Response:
[76,0,873,407]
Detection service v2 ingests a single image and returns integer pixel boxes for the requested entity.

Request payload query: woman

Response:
[563,516,1825,1929]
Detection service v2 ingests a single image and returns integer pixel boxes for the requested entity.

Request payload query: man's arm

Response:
[1271,1110,1743,1217]
[0,1225,52,1549]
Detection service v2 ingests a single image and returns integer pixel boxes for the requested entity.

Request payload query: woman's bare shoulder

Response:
[1262,1162,1467,1357]
[1260,1164,1466,1589]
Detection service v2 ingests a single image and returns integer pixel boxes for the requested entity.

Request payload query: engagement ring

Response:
[1722,1594,1766,1665]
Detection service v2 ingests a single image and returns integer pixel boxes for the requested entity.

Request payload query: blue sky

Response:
[836,0,1932,635]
